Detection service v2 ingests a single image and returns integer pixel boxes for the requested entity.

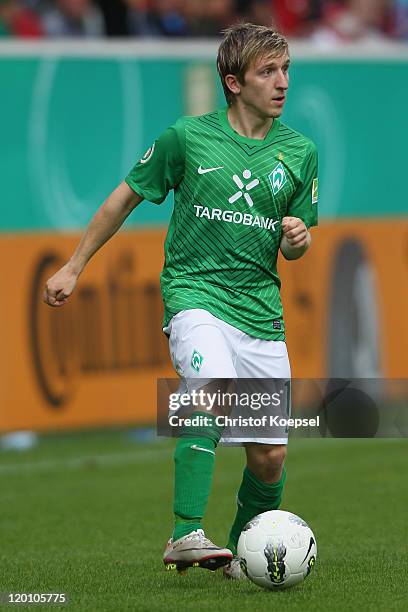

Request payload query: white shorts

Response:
[164,309,291,445]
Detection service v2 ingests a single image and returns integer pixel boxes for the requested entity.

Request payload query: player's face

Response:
[238,53,290,119]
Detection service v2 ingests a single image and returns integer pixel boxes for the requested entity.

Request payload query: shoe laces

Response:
[185,529,212,546]
[197,529,212,546]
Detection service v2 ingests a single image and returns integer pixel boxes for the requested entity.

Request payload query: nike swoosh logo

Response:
[190,444,215,455]
[197,165,224,175]
[301,537,315,564]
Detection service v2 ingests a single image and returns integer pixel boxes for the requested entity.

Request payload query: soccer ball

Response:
[237,510,317,590]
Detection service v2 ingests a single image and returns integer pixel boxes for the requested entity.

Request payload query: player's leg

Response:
[226,443,287,555]
[224,338,290,575]
[164,309,238,571]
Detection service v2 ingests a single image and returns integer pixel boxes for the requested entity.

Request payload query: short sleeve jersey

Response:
[126,108,318,340]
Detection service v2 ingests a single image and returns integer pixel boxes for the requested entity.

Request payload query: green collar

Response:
[218,107,280,146]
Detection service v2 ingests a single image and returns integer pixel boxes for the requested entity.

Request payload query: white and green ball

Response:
[237,510,317,590]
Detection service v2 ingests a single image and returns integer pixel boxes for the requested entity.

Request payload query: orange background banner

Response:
[0,220,406,433]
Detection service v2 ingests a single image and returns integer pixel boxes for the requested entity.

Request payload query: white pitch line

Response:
[0,438,401,475]
[0,447,171,475]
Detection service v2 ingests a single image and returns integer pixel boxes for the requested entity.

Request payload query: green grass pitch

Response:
[0,431,407,611]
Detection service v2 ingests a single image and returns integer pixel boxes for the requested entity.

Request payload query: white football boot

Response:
[223,556,246,580]
[163,529,233,573]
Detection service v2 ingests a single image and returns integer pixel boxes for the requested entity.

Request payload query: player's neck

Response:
[227,104,274,140]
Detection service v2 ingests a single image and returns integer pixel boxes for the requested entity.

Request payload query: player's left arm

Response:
[280,142,318,261]
[280,217,311,260]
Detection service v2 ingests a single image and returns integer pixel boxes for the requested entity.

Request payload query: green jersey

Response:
[126,108,318,340]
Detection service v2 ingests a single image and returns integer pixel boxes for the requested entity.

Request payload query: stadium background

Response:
[1,39,407,432]
[1,6,408,611]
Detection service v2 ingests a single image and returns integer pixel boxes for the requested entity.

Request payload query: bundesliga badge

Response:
[140,143,155,164]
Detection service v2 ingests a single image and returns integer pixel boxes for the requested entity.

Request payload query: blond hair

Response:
[217,23,289,105]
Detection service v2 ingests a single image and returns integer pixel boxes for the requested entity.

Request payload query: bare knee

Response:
[245,444,287,484]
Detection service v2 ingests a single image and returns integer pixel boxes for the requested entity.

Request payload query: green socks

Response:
[227,466,287,555]
[172,411,287,548]
[172,412,224,542]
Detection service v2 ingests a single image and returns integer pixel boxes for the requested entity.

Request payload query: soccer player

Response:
[44,23,318,578]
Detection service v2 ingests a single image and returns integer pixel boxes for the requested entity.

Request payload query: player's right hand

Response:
[43,263,79,307]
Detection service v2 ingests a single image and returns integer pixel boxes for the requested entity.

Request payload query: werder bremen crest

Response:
[191,350,203,373]
[269,162,287,196]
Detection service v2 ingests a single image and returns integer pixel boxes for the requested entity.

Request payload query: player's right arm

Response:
[44,118,185,308]
[43,181,143,307]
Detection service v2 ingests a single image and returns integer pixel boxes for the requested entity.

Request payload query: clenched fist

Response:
[43,262,79,307]
[281,216,308,247]
[280,216,311,260]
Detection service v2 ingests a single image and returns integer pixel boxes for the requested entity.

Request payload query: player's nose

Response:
[276,69,289,90]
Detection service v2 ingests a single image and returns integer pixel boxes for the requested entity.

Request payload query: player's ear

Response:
[225,74,241,97]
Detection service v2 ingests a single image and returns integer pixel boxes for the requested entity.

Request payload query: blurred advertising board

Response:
[0,220,406,432]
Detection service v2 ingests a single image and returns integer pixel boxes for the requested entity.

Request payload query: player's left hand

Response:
[281,216,308,248]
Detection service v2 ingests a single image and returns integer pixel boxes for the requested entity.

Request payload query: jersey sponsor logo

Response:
[193,205,280,231]
[229,169,260,207]
[269,162,287,196]
[198,165,224,174]
[312,177,318,204]
[140,143,155,164]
